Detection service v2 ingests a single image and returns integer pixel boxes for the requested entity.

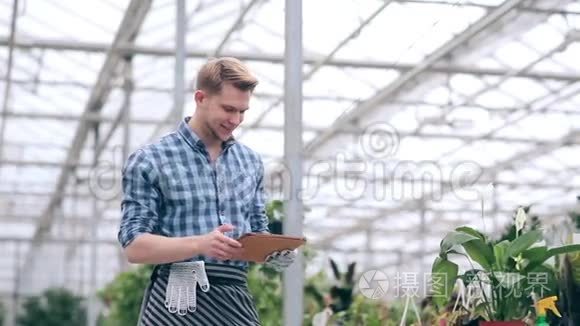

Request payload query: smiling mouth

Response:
[221,125,234,133]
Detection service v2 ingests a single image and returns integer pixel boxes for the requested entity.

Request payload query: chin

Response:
[218,127,234,141]
[213,130,230,142]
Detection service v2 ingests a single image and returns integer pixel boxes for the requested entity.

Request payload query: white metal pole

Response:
[283,0,304,325]
[174,0,186,121]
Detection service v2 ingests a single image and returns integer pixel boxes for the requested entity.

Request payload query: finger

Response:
[224,247,244,257]
[215,223,235,234]
[216,233,242,248]
[211,249,231,260]
[217,242,244,256]
[214,241,243,257]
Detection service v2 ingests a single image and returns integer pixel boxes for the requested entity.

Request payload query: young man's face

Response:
[195,82,250,142]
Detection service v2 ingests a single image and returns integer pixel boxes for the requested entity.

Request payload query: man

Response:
[118,57,295,325]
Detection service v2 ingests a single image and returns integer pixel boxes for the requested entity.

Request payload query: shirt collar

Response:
[178,116,237,151]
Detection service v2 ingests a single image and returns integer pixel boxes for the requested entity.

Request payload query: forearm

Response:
[123,233,202,265]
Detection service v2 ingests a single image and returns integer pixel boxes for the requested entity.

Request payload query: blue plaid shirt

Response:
[118,117,269,268]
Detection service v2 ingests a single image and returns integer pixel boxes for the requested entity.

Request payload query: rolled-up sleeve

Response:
[118,149,162,248]
[250,159,270,233]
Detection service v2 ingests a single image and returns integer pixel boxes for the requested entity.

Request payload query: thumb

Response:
[215,223,235,233]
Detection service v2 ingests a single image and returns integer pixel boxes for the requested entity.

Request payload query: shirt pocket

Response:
[229,169,256,208]
[160,163,209,207]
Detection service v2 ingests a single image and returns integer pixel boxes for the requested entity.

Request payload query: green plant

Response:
[328,259,356,313]
[266,199,284,234]
[16,288,86,326]
[247,263,283,325]
[559,196,580,325]
[431,207,580,322]
[329,295,389,325]
[0,299,5,326]
[98,264,154,326]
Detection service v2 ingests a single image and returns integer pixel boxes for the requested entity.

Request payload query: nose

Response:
[228,112,242,126]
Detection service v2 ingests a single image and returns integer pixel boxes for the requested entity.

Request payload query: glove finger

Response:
[283,250,296,259]
[165,285,174,308]
[196,271,210,292]
[177,287,186,315]
[187,285,197,312]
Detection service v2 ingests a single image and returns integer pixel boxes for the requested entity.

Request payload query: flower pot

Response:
[479,322,525,326]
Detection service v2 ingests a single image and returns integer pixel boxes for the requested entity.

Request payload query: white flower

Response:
[515,207,527,233]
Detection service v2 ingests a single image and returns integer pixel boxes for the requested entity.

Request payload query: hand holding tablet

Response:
[232,233,306,263]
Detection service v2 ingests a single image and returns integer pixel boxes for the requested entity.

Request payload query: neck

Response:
[188,114,222,151]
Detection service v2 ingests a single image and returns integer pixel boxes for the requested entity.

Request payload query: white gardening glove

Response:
[164,261,210,315]
[264,249,297,271]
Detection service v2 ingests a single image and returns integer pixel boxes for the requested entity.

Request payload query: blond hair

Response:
[196,57,258,94]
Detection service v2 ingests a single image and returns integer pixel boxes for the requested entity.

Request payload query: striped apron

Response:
[138,263,261,325]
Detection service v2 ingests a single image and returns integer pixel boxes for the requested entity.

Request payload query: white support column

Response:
[283,0,304,325]
[87,125,101,326]
[174,0,186,121]
[418,203,427,298]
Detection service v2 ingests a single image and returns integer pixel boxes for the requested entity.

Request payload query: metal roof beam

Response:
[303,0,527,155]
[3,39,580,82]
[213,0,260,56]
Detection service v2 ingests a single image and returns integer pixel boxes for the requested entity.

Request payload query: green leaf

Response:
[506,230,542,258]
[462,239,495,270]
[524,244,580,273]
[440,231,479,255]
[521,246,548,270]
[493,240,510,270]
[431,257,458,309]
[521,246,548,261]
[546,244,580,257]
[456,226,487,241]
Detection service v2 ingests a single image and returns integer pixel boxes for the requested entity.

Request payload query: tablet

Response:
[233,233,307,263]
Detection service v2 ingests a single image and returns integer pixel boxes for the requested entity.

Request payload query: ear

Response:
[345,262,356,284]
[329,258,340,280]
[194,90,206,105]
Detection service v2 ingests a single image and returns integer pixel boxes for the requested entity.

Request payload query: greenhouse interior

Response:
[1,0,580,325]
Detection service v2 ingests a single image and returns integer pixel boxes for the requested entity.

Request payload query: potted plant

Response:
[431,207,580,325]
